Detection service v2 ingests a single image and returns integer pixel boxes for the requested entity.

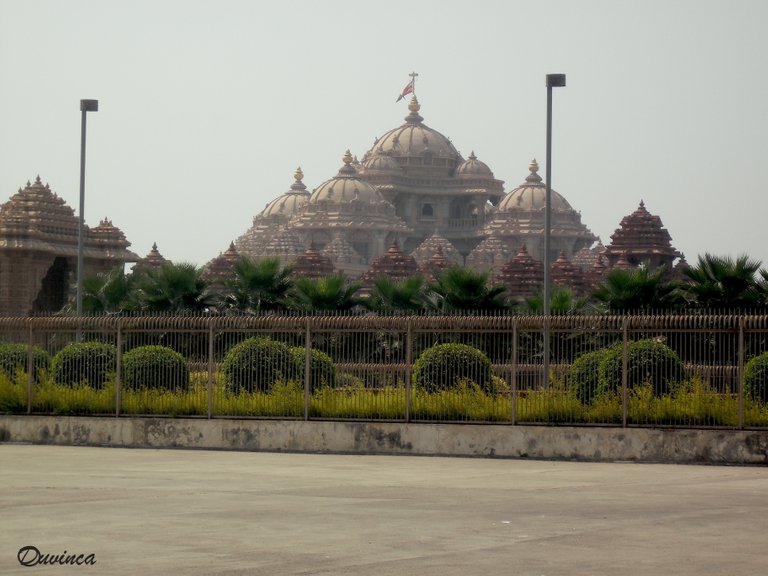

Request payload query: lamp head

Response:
[80,99,99,112]
[546,74,566,88]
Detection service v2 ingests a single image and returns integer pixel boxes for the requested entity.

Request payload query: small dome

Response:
[362,151,402,174]
[261,167,310,218]
[310,150,385,204]
[456,151,493,178]
[497,159,573,212]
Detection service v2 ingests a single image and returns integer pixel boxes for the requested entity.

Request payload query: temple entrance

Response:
[32,257,70,313]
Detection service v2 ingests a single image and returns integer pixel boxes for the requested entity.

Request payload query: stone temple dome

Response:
[261,167,310,218]
[484,159,596,262]
[308,151,384,204]
[497,159,573,212]
[364,96,462,177]
[290,151,411,263]
[235,167,310,259]
[361,151,402,174]
[456,152,494,178]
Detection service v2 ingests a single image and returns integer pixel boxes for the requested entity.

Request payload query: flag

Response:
[396,79,414,102]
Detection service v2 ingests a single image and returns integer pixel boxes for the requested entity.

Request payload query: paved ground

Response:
[1,445,766,576]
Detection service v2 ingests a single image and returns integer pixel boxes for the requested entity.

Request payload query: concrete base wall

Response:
[1,415,767,464]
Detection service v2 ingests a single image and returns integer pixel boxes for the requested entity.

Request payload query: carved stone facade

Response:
[0,177,138,314]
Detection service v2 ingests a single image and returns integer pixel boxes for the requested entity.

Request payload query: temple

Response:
[3,92,684,314]
[222,95,682,294]
[0,177,137,314]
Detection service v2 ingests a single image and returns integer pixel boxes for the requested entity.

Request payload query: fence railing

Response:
[1,314,767,429]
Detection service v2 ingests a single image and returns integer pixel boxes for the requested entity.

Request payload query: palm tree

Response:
[221,256,292,313]
[365,276,431,313]
[62,266,138,314]
[525,286,588,315]
[592,266,681,312]
[136,262,216,313]
[287,273,362,312]
[430,267,509,312]
[681,254,765,310]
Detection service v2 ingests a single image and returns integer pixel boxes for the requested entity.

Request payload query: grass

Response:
[1,370,767,427]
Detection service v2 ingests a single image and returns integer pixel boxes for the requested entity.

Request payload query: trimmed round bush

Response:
[569,348,611,404]
[0,343,50,383]
[745,352,768,403]
[291,347,336,392]
[51,341,116,389]
[221,337,296,394]
[413,343,493,394]
[123,345,189,391]
[596,339,686,398]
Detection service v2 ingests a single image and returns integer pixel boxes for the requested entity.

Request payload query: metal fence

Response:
[1,314,767,429]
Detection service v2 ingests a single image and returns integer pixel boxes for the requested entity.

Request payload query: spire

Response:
[526,159,542,184]
[289,166,308,193]
[338,150,356,176]
[405,95,423,125]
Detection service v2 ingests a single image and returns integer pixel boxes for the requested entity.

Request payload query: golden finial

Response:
[408,95,420,113]
[343,150,353,165]
[294,166,304,182]
[529,159,539,173]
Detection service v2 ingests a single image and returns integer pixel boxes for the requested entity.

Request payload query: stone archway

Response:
[32,257,70,313]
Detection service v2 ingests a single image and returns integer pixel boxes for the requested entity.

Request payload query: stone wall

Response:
[2,416,767,465]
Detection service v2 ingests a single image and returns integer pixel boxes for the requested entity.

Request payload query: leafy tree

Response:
[592,266,681,312]
[429,267,508,312]
[136,262,216,313]
[221,256,292,313]
[365,275,431,313]
[287,272,362,312]
[681,254,765,310]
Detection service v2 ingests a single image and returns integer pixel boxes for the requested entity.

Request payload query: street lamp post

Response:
[76,99,99,316]
[543,74,565,386]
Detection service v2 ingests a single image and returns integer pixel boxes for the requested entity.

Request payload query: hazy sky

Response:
[1,0,767,269]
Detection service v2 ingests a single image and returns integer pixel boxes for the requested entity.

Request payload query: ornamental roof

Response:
[361,240,420,286]
[603,201,681,267]
[203,241,240,284]
[495,244,544,297]
[409,231,462,266]
[0,176,138,261]
[291,243,334,279]
[364,96,462,177]
[456,152,494,178]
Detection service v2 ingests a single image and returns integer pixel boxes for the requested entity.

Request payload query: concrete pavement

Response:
[1,444,766,575]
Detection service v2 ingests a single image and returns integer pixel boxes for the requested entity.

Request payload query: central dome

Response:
[364,96,462,176]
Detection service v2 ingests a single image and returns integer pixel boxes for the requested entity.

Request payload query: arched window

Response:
[421,204,434,218]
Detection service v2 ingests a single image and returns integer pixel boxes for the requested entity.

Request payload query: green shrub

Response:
[745,352,768,403]
[123,345,190,391]
[221,337,296,394]
[413,343,493,394]
[290,347,336,391]
[569,348,611,404]
[51,341,116,389]
[596,339,686,398]
[0,343,50,382]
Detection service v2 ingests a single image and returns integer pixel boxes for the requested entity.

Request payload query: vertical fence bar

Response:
[207,319,215,419]
[26,322,33,415]
[622,317,629,428]
[405,318,413,423]
[738,317,745,429]
[115,319,123,417]
[304,318,311,421]
[511,321,518,425]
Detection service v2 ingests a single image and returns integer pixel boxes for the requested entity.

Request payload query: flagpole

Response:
[409,71,418,97]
